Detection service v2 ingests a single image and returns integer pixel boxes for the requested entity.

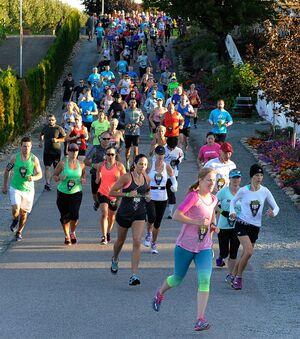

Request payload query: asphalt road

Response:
[0,36,299,339]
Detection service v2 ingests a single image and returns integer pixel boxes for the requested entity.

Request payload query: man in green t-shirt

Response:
[2,136,42,241]
[90,110,110,145]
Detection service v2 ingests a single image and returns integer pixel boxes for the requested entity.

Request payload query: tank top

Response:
[104,96,114,113]
[98,161,122,199]
[188,91,199,106]
[57,159,82,194]
[63,112,76,131]
[11,153,35,192]
[117,173,148,216]
[164,111,181,137]
[177,104,191,128]
[69,126,87,150]
[152,108,164,123]
[149,160,168,201]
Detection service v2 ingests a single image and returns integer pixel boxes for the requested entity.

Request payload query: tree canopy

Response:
[82,0,139,15]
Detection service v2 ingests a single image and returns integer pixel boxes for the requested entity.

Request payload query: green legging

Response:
[167,245,212,292]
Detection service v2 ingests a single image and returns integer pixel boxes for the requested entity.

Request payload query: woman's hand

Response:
[266,208,274,217]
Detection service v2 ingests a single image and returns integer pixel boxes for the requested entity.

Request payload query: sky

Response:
[61,0,85,11]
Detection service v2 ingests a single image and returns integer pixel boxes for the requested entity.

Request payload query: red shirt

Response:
[163,111,182,137]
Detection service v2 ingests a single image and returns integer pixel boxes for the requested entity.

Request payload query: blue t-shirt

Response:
[217,187,241,229]
[96,27,104,38]
[92,86,103,102]
[79,100,97,123]
[172,93,181,105]
[88,73,101,86]
[177,104,191,128]
[128,71,138,79]
[147,90,164,100]
[100,70,115,81]
[117,60,128,74]
[209,108,233,134]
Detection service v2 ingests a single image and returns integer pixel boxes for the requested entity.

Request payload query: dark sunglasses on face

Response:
[102,137,111,140]
[106,153,116,156]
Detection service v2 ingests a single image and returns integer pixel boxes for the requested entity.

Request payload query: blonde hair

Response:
[188,168,216,192]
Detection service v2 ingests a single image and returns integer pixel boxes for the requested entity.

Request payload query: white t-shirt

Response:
[230,185,279,227]
[164,145,183,177]
[204,157,236,191]
[149,161,168,201]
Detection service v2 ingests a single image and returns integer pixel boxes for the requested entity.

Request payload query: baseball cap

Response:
[229,169,242,178]
[157,98,163,101]
[155,145,165,155]
[68,144,79,152]
[220,142,233,153]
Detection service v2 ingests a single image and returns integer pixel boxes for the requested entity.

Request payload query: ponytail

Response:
[188,180,200,192]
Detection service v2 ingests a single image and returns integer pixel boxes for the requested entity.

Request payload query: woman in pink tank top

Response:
[96,146,126,244]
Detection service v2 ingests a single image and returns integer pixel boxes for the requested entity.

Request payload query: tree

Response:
[254,10,300,147]
[144,0,276,60]
[82,0,138,15]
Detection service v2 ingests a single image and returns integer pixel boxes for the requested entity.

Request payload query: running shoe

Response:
[100,236,108,245]
[106,233,111,243]
[151,242,158,254]
[10,219,18,232]
[64,238,71,246]
[194,124,197,129]
[152,288,164,312]
[194,318,210,331]
[216,257,226,267]
[111,257,118,274]
[143,232,151,247]
[93,201,100,211]
[225,274,234,284]
[15,232,22,241]
[44,184,51,192]
[70,233,77,244]
[167,214,172,219]
[129,274,141,286]
[231,276,243,290]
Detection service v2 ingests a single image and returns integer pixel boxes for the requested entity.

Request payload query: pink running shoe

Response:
[194,318,210,331]
[152,289,164,312]
[231,276,243,290]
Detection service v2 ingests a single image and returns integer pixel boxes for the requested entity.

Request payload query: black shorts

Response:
[97,193,118,211]
[43,153,60,168]
[125,135,139,148]
[146,200,168,229]
[56,190,82,224]
[90,168,100,194]
[218,228,240,259]
[179,127,190,137]
[234,220,260,244]
[214,133,227,143]
[83,121,92,132]
[116,213,146,228]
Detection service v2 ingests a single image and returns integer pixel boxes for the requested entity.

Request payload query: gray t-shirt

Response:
[122,108,144,136]
[41,124,66,155]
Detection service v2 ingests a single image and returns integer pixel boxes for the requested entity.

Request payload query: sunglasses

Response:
[102,137,111,140]
[69,148,79,152]
[48,119,55,121]
[106,153,116,156]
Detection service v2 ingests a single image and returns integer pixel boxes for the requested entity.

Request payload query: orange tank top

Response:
[98,161,123,199]
[164,111,181,137]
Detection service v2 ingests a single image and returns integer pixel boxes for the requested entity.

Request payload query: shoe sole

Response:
[129,280,140,286]
[194,324,210,331]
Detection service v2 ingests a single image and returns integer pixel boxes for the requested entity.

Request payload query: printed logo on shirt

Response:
[198,225,208,242]
[67,180,76,191]
[217,178,226,191]
[250,200,261,217]
[154,173,163,186]
[19,166,27,178]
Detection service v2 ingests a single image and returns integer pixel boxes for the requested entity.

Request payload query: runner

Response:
[109,154,151,286]
[151,168,219,333]
[204,142,236,192]
[144,146,177,254]
[149,98,167,134]
[216,169,242,270]
[176,94,195,160]
[90,110,110,146]
[164,137,184,219]
[149,125,167,156]
[121,98,145,171]
[229,164,279,290]
[107,118,125,156]
[66,116,89,161]
[62,73,75,109]
[197,132,221,167]
[208,99,233,143]
[2,136,42,241]
[53,143,86,245]
[187,83,201,128]
[96,147,126,245]
[84,131,111,210]
[161,101,184,139]
[79,88,98,132]
[39,114,66,191]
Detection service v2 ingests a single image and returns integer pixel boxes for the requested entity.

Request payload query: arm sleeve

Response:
[177,192,198,214]
[266,188,280,216]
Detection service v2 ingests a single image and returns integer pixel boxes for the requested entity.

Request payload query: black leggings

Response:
[56,191,82,224]
[146,200,168,229]
[218,228,240,260]
[166,178,177,205]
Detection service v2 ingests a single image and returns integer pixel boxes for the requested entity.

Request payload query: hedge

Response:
[0,11,80,148]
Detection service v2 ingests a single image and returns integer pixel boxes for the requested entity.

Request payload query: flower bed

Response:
[242,137,300,207]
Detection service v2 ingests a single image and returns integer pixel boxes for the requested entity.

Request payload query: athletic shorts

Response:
[125,135,139,148]
[116,212,146,228]
[90,168,100,194]
[78,149,86,156]
[83,121,92,132]
[214,133,227,143]
[179,127,190,138]
[9,186,34,213]
[97,193,118,211]
[218,228,240,259]
[43,153,60,168]
[234,219,260,244]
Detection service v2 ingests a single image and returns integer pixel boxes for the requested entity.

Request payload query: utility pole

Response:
[101,0,104,15]
[20,0,23,78]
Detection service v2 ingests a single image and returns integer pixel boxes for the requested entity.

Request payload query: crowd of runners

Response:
[1,10,280,332]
